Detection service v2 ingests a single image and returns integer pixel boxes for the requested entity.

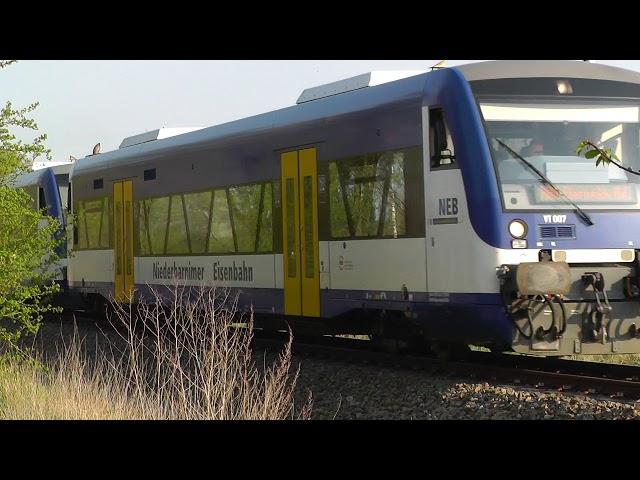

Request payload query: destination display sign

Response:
[534,183,637,204]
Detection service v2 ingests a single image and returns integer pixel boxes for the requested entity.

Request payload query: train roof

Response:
[49,163,72,176]
[70,71,427,177]
[119,127,204,149]
[296,70,427,104]
[13,169,45,188]
[455,60,640,84]
[71,60,640,178]
[13,162,72,188]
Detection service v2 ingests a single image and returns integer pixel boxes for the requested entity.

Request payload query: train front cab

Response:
[15,167,68,286]
[427,65,640,356]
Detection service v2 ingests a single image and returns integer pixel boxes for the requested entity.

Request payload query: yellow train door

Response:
[281,147,320,317]
[113,180,134,302]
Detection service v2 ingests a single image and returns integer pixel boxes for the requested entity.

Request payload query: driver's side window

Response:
[429,108,457,170]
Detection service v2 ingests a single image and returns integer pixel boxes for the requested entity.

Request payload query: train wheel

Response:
[368,312,429,354]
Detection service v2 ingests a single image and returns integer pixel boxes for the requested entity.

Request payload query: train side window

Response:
[166,195,190,255]
[208,191,235,253]
[75,201,87,248]
[136,181,277,257]
[183,191,213,254]
[256,183,274,252]
[228,185,262,253]
[75,197,110,249]
[24,186,37,211]
[328,146,424,239]
[220,183,273,254]
[139,197,170,255]
[38,187,46,212]
[429,108,457,170]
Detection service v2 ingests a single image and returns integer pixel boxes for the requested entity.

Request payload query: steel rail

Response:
[252,332,640,399]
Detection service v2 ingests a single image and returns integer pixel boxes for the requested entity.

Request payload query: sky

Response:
[3,60,640,164]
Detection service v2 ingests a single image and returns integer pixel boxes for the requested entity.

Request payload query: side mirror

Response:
[440,148,454,160]
[430,108,456,168]
[438,148,454,165]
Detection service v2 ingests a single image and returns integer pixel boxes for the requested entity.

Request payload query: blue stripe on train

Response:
[39,168,66,257]
[68,281,511,345]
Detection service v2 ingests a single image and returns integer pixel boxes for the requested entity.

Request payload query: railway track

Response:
[252,331,640,400]
[44,314,640,401]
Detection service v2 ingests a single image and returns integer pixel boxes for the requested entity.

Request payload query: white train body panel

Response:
[70,252,283,289]
[325,238,427,292]
[69,250,114,285]
[136,254,278,289]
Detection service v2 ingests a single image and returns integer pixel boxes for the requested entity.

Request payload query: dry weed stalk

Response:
[0,286,312,420]
[106,286,312,419]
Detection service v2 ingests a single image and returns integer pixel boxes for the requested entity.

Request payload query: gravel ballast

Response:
[28,318,640,420]
[288,354,640,419]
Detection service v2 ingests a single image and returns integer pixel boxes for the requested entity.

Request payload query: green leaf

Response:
[584,149,599,159]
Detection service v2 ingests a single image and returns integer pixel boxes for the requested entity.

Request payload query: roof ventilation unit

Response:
[296,70,427,104]
[119,127,204,149]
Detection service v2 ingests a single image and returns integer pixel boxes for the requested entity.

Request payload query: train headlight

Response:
[508,219,528,239]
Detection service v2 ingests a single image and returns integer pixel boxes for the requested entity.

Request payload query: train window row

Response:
[137,181,278,256]
[72,146,424,252]
[326,146,423,239]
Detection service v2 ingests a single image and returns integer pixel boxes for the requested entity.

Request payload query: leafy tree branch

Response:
[0,60,61,353]
[576,140,640,176]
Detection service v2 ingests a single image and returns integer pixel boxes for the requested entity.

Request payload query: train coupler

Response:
[582,272,612,344]
[497,262,570,345]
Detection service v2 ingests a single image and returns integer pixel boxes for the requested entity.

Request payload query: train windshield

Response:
[482,100,640,211]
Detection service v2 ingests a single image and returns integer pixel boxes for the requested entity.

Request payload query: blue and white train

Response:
[14,162,71,280]
[65,61,640,356]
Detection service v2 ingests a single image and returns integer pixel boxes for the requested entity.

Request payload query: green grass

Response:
[0,358,141,420]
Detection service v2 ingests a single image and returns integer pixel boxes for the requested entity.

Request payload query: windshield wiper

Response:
[495,139,594,226]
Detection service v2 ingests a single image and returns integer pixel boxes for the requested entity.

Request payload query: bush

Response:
[0,187,61,349]
[1,60,61,353]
